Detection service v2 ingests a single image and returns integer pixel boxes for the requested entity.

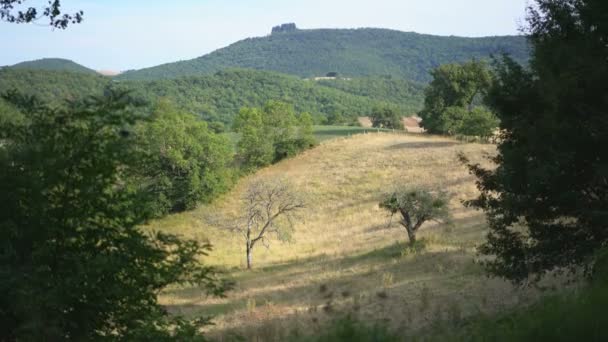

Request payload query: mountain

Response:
[9,58,98,75]
[0,68,424,124]
[116,27,529,82]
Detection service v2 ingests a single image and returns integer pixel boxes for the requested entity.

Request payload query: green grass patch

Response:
[223,125,401,148]
[313,125,398,142]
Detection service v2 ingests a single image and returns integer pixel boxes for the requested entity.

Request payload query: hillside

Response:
[0,68,109,102]
[116,27,529,82]
[148,133,556,340]
[9,58,99,75]
[0,68,424,124]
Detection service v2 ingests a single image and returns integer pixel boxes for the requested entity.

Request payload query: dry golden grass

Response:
[145,132,545,340]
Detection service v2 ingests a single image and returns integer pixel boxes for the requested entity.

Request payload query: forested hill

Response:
[0,68,424,124]
[116,27,529,81]
[7,58,99,75]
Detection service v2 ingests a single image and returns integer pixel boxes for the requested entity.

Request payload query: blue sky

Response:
[1,0,529,71]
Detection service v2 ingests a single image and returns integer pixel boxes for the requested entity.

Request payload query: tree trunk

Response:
[246,243,253,269]
[406,227,417,246]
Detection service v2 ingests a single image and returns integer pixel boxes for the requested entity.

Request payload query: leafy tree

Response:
[135,100,234,215]
[263,100,299,161]
[327,109,347,125]
[234,101,316,172]
[435,106,469,135]
[0,0,83,28]
[458,106,499,138]
[380,188,450,246]
[297,112,316,148]
[370,106,404,129]
[233,107,274,171]
[0,91,229,340]
[420,60,498,136]
[215,178,305,269]
[0,96,26,127]
[461,0,608,282]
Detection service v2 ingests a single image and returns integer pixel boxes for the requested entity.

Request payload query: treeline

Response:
[9,58,99,74]
[116,28,529,82]
[0,68,109,102]
[317,76,425,116]
[0,68,424,126]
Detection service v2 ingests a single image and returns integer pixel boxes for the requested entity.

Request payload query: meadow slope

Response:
[146,133,548,340]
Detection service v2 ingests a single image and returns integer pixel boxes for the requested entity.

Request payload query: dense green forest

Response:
[6,58,98,74]
[0,68,109,101]
[0,68,424,124]
[116,28,529,82]
[317,76,425,116]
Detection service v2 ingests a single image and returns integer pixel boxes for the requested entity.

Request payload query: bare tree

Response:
[215,178,305,269]
[380,187,450,246]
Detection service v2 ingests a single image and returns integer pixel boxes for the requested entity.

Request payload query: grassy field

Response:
[145,132,554,340]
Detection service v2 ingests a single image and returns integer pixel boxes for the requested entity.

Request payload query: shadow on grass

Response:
[163,241,481,320]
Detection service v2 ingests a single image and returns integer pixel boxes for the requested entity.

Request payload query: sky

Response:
[0,0,529,71]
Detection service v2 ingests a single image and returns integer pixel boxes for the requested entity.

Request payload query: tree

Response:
[135,100,234,215]
[420,60,497,136]
[234,101,317,172]
[233,107,274,171]
[458,106,499,138]
[0,91,229,340]
[379,188,450,246]
[370,106,404,130]
[217,179,305,269]
[0,0,83,29]
[297,112,316,149]
[263,100,299,161]
[461,0,608,283]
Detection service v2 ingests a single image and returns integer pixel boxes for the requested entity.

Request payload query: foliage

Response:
[233,107,274,171]
[214,178,305,269]
[380,188,450,245]
[0,68,108,105]
[116,28,529,82]
[420,60,498,136]
[457,106,499,137]
[461,0,608,282]
[298,112,316,148]
[0,68,424,125]
[317,76,425,115]
[370,106,404,129]
[134,100,234,215]
[8,58,99,74]
[234,101,316,171]
[0,0,82,28]
[0,97,26,127]
[0,91,229,340]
